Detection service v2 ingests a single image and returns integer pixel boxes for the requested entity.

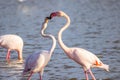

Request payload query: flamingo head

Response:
[49,11,66,19]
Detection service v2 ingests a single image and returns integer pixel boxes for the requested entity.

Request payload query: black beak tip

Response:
[46,16,51,20]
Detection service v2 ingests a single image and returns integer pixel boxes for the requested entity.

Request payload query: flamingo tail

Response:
[92,63,109,72]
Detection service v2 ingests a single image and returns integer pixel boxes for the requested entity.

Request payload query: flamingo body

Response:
[23,18,56,80]
[49,11,109,80]
[0,34,23,62]
[68,48,109,71]
[23,50,50,75]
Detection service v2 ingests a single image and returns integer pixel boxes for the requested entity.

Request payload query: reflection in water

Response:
[0,60,23,80]
[0,0,120,80]
[69,78,78,80]
[18,0,26,3]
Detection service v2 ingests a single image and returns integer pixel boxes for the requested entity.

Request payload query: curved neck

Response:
[58,14,70,53]
[41,27,56,57]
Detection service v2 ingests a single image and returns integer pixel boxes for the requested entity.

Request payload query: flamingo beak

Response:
[46,12,58,20]
[46,16,52,19]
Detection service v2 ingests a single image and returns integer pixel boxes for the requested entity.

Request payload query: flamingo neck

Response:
[48,34,56,57]
[41,27,56,57]
[58,14,70,53]
[0,38,2,45]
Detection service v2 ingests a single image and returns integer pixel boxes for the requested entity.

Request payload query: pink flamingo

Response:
[23,17,56,80]
[49,11,109,80]
[0,34,23,62]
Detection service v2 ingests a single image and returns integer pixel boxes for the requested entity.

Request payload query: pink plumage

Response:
[49,11,109,80]
[23,18,56,80]
[0,34,23,62]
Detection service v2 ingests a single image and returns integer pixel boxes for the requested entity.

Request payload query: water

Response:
[0,0,120,80]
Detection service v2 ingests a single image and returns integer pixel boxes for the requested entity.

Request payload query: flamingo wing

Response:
[71,48,98,68]
[23,50,48,74]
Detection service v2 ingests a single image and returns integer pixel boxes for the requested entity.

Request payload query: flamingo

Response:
[0,34,23,63]
[23,17,56,80]
[49,11,109,80]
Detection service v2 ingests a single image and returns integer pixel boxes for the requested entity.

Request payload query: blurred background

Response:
[0,0,120,80]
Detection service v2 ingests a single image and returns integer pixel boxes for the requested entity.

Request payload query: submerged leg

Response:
[17,50,23,63]
[6,49,11,62]
[88,69,96,80]
[39,68,44,80]
[27,71,33,80]
[39,74,42,80]
[84,70,89,80]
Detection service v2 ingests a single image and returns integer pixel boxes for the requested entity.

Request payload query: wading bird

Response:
[0,34,23,63]
[49,11,109,80]
[23,17,56,80]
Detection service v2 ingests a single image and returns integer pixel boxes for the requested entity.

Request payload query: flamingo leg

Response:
[6,49,11,62]
[88,69,96,80]
[84,70,89,80]
[27,71,33,80]
[39,74,42,80]
[39,68,44,80]
[17,50,23,60]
